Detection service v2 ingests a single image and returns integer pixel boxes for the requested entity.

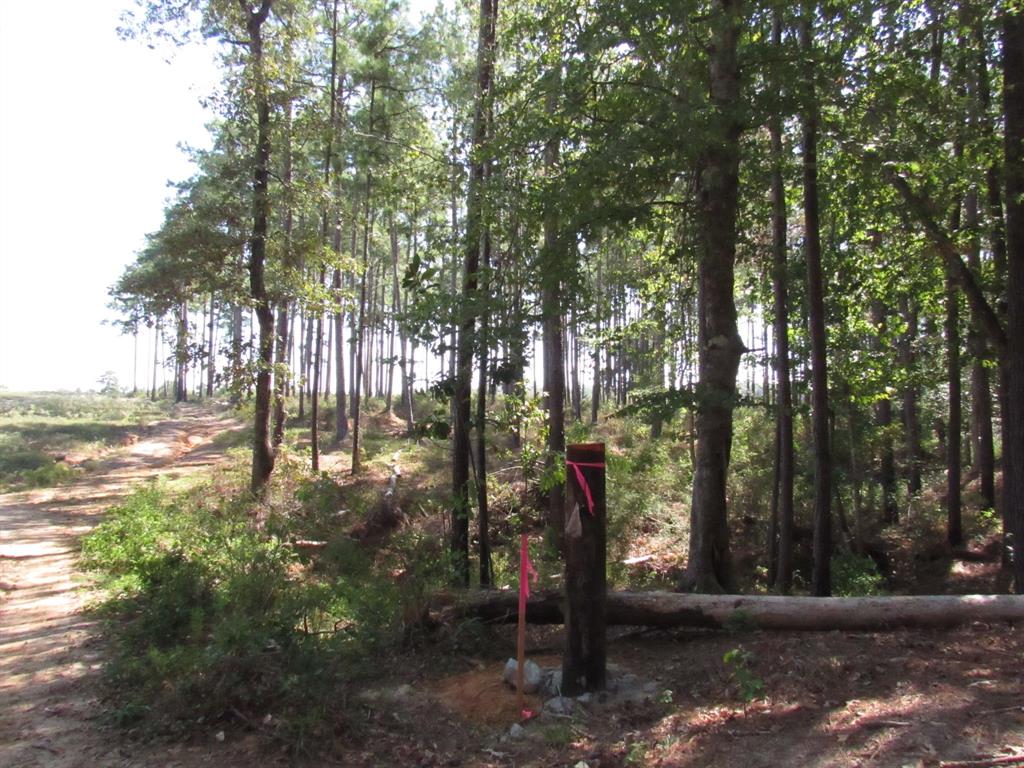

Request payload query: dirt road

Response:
[0,405,243,768]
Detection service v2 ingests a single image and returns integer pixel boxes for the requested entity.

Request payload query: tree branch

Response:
[881,164,1007,355]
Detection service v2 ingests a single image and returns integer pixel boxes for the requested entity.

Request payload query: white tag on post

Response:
[565,502,583,539]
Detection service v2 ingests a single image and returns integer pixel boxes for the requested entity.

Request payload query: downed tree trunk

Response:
[443,590,1024,632]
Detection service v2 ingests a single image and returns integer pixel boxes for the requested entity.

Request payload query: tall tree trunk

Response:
[542,66,566,551]
[363,265,374,401]
[272,92,294,448]
[271,299,290,444]
[324,320,332,400]
[769,7,794,594]
[1002,4,1024,593]
[175,300,188,403]
[151,319,160,401]
[351,205,371,474]
[476,224,493,588]
[334,266,349,441]
[449,125,459,395]
[650,306,665,439]
[570,309,582,423]
[898,296,923,494]
[286,306,296,396]
[871,299,897,524]
[477,86,496,586]
[311,269,326,471]
[312,3,341,462]
[243,0,276,495]
[230,295,243,403]
[965,189,995,510]
[377,261,386,399]
[399,217,416,433]
[943,243,964,546]
[348,198,359,415]
[800,7,832,597]
[453,0,497,586]
[590,258,602,425]
[351,76,376,476]
[206,294,216,397]
[386,216,399,414]
[680,0,744,594]
[299,309,312,420]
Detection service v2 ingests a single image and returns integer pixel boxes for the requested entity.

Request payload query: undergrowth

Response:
[0,392,167,490]
[81,464,445,755]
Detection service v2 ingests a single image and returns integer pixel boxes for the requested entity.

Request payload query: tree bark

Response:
[870,300,897,524]
[447,590,1024,631]
[399,218,416,434]
[1003,4,1024,593]
[769,8,794,594]
[386,216,400,414]
[800,7,832,596]
[476,224,492,587]
[590,259,602,425]
[311,268,326,471]
[542,39,567,551]
[151,319,160,401]
[333,267,348,441]
[174,300,188,403]
[451,0,497,586]
[883,169,1007,355]
[945,284,964,533]
[898,296,923,494]
[272,92,294,448]
[351,78,376,476]
[965,189,995,510]
[206,294,216,397]
[242,0,276,495]
[680,0,744,594]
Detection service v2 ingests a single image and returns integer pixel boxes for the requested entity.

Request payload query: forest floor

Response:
[0,403,247,768]
[1,402,1022,767]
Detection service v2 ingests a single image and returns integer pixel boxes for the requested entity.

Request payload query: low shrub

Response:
[830,552,887,596]
[82,478,404,754]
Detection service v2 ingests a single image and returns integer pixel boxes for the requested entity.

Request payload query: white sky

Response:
[0,0,443,394]
[0,0,217,392]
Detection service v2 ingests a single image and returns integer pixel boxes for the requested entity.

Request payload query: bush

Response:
[82,479,403,752]
[830,552,887,596]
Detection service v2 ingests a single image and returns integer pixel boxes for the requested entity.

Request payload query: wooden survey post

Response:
[562,442,607,695]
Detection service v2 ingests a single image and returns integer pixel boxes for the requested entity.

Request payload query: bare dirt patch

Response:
[0,403,246,768]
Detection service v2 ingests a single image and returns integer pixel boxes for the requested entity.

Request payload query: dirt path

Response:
[0,404,244,768]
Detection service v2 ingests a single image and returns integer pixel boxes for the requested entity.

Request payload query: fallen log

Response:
[443,590,1024,631]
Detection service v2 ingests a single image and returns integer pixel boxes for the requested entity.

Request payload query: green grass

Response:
[0,392,169,490]
[81,457,456,754]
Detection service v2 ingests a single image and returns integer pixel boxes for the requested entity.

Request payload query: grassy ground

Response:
[0,392,170,491]
[73,392,1018,764]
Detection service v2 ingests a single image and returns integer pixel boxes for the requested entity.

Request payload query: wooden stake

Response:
[562,442,607,695]
[516,532,529,717]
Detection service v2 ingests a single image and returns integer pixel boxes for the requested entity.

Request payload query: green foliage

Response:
[625,740,648,764]
[975,508,1000,533]
[0,393,167,490]
[82,476,406,752]
[540,722,575,746]
[830,553,887,597]
[605,425,689,588]
[616,386,697,426]
[723,609,757,634]
[97,371,121,395]
[722,647,765,703]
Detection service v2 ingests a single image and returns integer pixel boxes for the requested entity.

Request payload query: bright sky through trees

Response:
[0,0,217,392]
[0,0,440,393]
